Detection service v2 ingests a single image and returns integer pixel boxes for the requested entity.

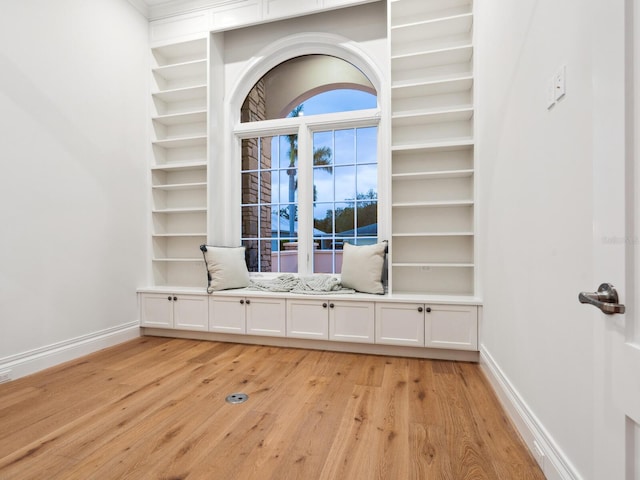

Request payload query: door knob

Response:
[578,283,625,314]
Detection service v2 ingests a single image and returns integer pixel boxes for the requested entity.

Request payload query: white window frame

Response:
[234,108,381,276]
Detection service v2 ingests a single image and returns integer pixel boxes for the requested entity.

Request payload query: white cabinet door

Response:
[173,294,208,331]
[375,302,425,347]
[140,293,174,328]
[424,305,477,351]
[286,298,329,340]
[246,297,286,337]
[209,296,246,334]
[140,293,208,330]
[329,300,375,343]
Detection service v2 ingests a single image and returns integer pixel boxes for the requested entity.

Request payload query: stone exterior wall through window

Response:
[241,79,272,271]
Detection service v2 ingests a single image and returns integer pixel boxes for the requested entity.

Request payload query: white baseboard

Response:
[0,322,140,382]
[479,345,581,480]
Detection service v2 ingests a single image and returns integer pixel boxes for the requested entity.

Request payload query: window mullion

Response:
[296,122,313,275]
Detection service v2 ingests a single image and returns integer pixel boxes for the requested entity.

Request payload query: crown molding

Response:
[126,0,150,18]
[129,0,247,21]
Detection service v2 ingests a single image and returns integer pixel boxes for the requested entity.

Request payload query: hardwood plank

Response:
[0,387,39,413]
[182,409,279,479]
[432,360,503,479]
[0,338,546,480]
[456,362,543,477]
[408,357,441,426]
[317,385,385,480]
[0,373,133,457]
[375,357,412,479]
[259,351,363,480]
[410,423,456,480]
[225,353,328,479]
[354,353,386,387]
[77,337,175,372]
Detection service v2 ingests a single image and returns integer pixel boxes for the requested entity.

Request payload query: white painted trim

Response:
[480,345,582,480]
[228,32,386,112]
[233,109,380,138]
[144,327,480,362]
[146,0,378,23]
[0,322,141,382]
[137,285,482,305]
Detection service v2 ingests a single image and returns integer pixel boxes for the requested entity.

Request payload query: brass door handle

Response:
[578,283,625,314]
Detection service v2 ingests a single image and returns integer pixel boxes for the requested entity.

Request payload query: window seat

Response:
[137,284,481,305]
[138,285,481,362]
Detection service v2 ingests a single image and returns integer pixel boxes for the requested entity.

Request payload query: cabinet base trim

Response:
[480,345,579,480]
[0,322,140,382]
[142,328,479,362]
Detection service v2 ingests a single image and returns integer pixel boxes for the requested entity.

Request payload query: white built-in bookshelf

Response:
[150,38,208,287]
[389,0,475,296]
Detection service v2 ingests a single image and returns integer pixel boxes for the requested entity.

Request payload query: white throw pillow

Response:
[201,245,250,292]
[340,241,386,294]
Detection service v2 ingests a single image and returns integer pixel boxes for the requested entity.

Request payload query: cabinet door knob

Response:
[322,303,328,308]
[329,303,335,308]
[246,299,251,305]
[426,307,431,313]
[417,306,423,313]
[240,299,245,305]
[173,296,177,301]
[168,296,172,301]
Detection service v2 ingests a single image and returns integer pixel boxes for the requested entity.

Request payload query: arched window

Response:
[237,55,379,274]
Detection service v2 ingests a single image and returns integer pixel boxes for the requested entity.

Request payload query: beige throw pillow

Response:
[340,241,386,294]
[201,245,250,292]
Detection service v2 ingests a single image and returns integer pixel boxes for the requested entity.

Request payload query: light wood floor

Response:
[0,337,545,480]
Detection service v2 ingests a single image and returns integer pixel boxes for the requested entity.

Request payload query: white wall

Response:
[0,0,148,377]
[476,0,597,478]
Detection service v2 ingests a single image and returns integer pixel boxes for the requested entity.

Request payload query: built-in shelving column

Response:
[389,0,475,296]
[150,38,209,287]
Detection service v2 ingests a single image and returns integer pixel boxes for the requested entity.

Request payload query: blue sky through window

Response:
[289,89,377,116]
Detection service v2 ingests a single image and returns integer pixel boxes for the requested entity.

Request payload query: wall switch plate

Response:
[554,65,566,101]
